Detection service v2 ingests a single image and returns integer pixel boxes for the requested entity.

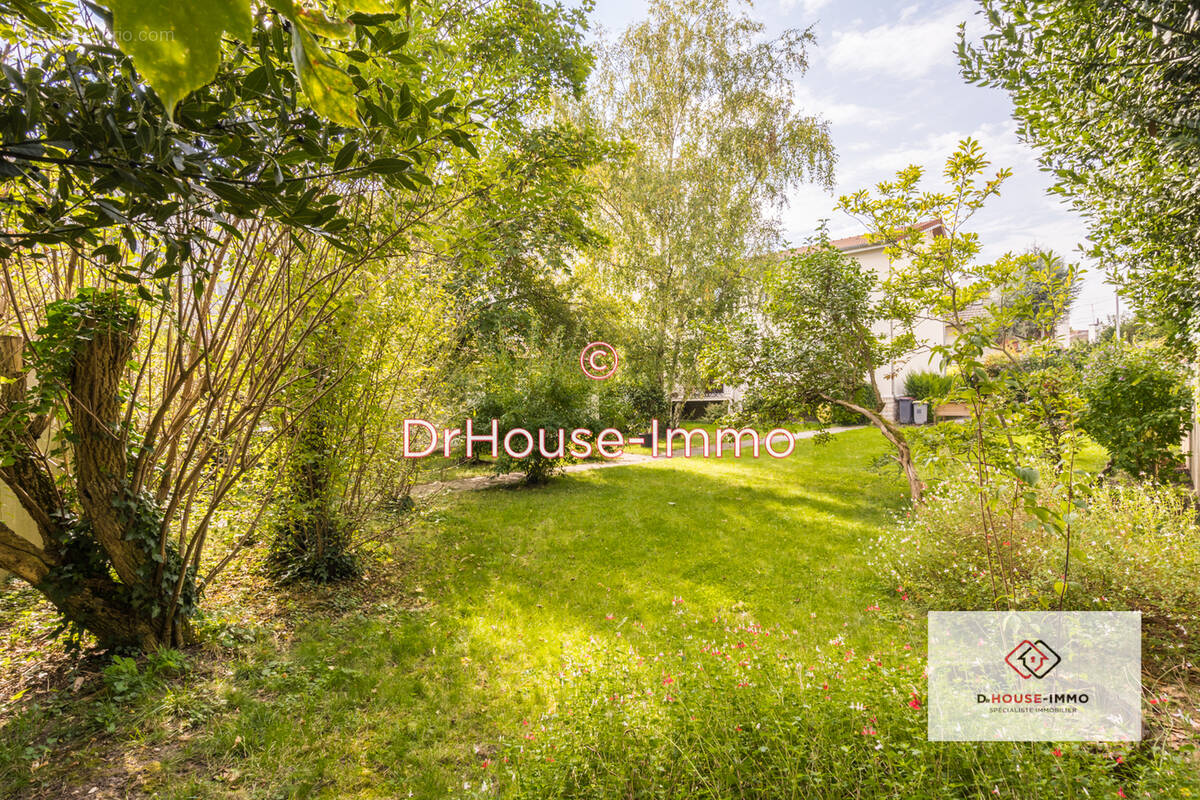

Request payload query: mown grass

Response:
[0,428,1194,798]
[158,428,910,798]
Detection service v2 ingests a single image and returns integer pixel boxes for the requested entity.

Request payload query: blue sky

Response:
[582,0,1118,329]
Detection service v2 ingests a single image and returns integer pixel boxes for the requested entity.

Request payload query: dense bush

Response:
[597,377,669,432]
[871,466,1200,664]
[496,609,1197,798]
[902,370,955,401]
[829,382,879,425]
[473,352,598,484]
[1079,343,1193,480]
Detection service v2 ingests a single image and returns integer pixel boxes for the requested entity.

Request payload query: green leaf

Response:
[288,21,359,127]
[294,6,353,39]
[332,140,358,171]
[366,157,411,174]
[106,0,253,115]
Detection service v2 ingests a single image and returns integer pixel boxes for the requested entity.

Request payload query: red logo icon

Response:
[1005,639,1061,679]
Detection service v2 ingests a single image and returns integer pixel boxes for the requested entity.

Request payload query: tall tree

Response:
[587,0,835,421]
[959,0,1200,358]
[265,0,608,581]
[0,1,481,648]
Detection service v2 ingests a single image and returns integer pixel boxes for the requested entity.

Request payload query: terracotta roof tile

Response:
[782,218,945,257]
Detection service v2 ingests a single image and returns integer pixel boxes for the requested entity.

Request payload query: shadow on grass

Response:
[2,430,918,799]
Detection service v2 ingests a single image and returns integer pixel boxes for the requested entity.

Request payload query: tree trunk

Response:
[0,299,197,651]
[822,394,924,504]
[70,312,147,588]
[40,573,192,650]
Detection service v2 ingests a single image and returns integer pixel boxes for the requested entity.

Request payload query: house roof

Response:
[826,218,945,254]
[780,218,945,257]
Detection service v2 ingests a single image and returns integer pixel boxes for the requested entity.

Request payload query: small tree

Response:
[472,342,598,485]
[839,139,1085,608]
[1080,342,1193,481]
[703,226,924,502]
[0,228,365,649]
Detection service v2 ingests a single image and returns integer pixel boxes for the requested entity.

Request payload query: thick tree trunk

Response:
[70,313,147,587]
[41,573,191,650]
[0,305,197,651]
[822,394,924,504]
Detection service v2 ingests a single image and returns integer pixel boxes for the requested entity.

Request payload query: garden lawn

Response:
[1,429,1191,798]
[146,428,910,798]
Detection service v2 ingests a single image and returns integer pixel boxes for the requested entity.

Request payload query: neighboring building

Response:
[683,219,953,421]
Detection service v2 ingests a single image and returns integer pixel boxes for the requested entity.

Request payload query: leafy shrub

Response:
[902,370,955,401]
[696,400,727,423]
[473,350,597,484]
[494,609,1197,799]
[603,377,668,432]
[1079,343,1193,480]
[871,467,1200,663]
[829,382,878,425]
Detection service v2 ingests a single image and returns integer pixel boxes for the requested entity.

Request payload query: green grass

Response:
[156,428,910,798]
[0,429,1193,798]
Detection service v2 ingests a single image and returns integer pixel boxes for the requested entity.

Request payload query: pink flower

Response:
[605,614,614,620]
[909,694,921,710]
[662,675,674,685]
[480,760,491,769]
[1052,748,1062,757]
[1117,790,1127,799]
[861,727,877,736]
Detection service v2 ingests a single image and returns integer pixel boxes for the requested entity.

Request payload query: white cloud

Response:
[825,2,976,80]
[792,86,899,129]
[777,0,835,16]
[843,120,1036,187]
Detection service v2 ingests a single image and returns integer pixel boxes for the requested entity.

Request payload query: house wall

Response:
[0,483,41,581]
[850,246,944,417]
[0,334,43,583]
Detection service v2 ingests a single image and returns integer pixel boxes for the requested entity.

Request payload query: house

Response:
[682,219,953,421]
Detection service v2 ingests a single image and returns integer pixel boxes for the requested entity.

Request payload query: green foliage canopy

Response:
[960,0,1200,356]
[0,1,475,284]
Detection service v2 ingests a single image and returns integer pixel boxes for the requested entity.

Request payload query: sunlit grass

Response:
[4,428,1187,799]
[146,428,911,798]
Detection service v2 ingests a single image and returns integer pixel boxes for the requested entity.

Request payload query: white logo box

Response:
[927,611,1141,741]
